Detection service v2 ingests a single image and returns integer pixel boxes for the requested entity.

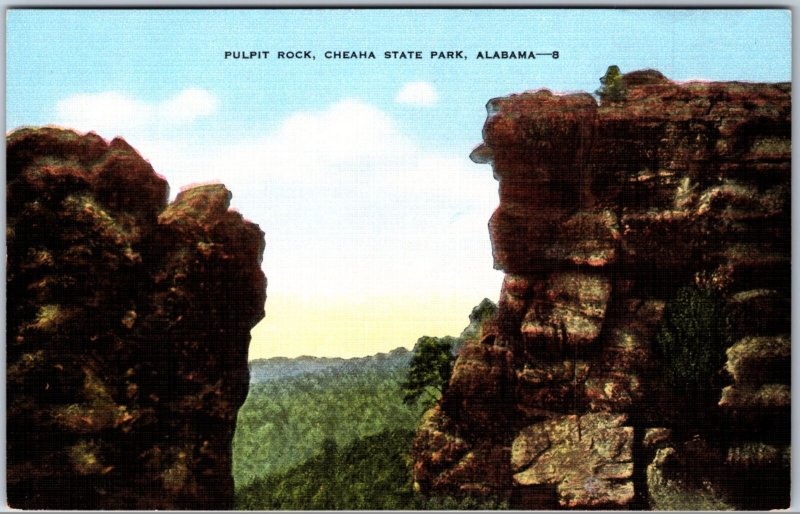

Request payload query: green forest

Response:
[232,300,500,510]
[232,349,421,487]
[235,429,507,510]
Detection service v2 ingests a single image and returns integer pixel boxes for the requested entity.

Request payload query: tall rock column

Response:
[413,70,790,509]
[7,128,267,509]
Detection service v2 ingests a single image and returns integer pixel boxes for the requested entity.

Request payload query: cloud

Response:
[267,99,414,168]
[158,89,218,123]
[395,81,439,106]
[56,88,218,137]
[135,98,489,197]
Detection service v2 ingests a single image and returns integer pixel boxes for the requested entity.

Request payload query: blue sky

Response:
[8,10,792,149]
[6,9,792,358]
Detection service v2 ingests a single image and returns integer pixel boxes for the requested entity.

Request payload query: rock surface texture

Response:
[7,128,267,509]
[413,70,790,509]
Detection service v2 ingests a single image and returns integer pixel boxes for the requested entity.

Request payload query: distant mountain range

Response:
[249,347,412,384]
[248,298,497,384]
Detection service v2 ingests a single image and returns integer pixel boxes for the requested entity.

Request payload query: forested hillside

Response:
[235,429,507,510]
[233,347,422,488]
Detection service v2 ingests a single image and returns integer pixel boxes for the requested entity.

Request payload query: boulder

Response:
[511,413,635,508]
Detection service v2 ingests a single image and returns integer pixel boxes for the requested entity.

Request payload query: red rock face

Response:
[415,71,790,508]
[7,128,266,509]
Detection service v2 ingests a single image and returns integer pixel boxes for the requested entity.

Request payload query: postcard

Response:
[5,8,791,510]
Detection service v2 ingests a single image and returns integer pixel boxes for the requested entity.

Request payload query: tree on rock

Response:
[401,336,456,408]
[596,65,628,104]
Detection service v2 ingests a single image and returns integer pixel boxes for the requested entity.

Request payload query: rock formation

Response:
[7,128,267,509]
[413,70,790,509]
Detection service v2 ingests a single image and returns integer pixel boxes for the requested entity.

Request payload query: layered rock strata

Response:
[7,128,267,509]
[413,70,790,508]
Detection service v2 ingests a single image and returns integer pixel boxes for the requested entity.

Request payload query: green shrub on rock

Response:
[596,65,628,104]
[655,284,729,421]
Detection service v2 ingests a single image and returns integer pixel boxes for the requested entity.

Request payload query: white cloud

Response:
[395,81,439,106]
[55,88,218,137]
[133,99,489,197]
[157,89,218,123]
[56,92,149,134]
[267,99,414,168]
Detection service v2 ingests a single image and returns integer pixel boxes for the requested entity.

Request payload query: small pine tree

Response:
[400,336,455,408]
[596,65,628,104]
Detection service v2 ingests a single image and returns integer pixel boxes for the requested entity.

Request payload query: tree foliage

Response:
[596,65,628,104]
[655,284,729,409]
[400,336,456,408]
[235,429,508,510]
[233,355,423,488]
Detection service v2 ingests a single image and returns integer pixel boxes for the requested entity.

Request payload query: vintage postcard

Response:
[5,8,791,510]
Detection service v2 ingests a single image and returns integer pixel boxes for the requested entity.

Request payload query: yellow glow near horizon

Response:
[247,292,497,360]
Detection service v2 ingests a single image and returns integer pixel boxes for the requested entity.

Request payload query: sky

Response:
[6,9,792,359]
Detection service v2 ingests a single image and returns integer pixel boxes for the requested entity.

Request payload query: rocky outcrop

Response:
[413,70,790,509]
[512,413,634,508]
[720,335,790,410]
[7,128,267,509]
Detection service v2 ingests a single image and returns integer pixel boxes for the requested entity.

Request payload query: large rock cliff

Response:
[7,128,267,509]
[413,71,790,509]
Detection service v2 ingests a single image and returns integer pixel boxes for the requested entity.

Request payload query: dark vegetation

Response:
[656,284,729,393]
[654,283,730,429]
[400,336,456,408]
